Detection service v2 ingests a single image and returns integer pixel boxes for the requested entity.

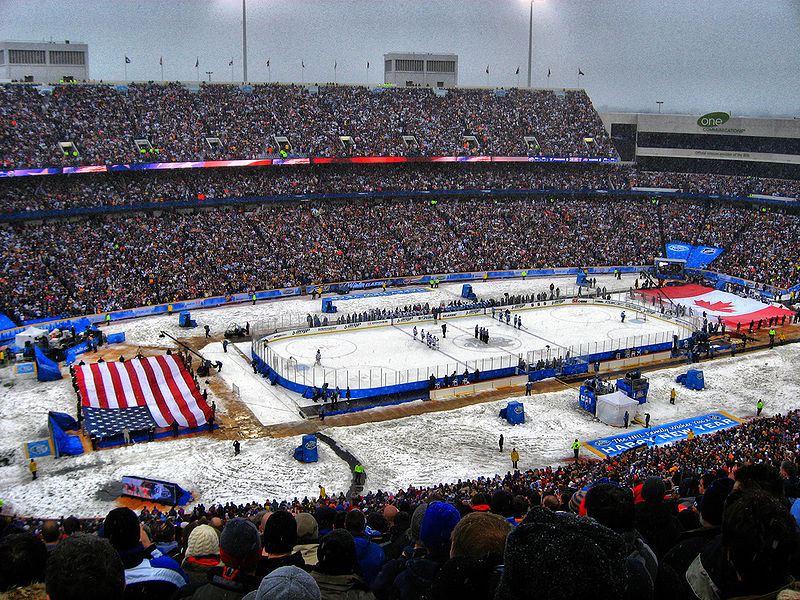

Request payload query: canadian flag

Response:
[640,284,793,327]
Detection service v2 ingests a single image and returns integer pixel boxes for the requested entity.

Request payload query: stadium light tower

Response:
[526,0,544,89]
[242,0,248,83]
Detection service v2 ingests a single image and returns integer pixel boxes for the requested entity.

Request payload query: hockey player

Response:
[315,349,322,365]
[413,326,418,341]
[513,315,518,328]
[517,316,522,329]
[620,311,626,323]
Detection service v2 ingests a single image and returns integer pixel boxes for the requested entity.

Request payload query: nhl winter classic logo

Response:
[304,439,317,450]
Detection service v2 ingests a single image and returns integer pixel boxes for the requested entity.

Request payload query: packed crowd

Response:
[1,193,798,324]
[3,163,800,215]
[0,83,615,168]
[3,410,800,599]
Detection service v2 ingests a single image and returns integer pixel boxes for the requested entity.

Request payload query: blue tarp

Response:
[49,411,79,431]
[0,312,17,330]
[34,346,62,381]
[106,332,126,344]
[48,412,83,457]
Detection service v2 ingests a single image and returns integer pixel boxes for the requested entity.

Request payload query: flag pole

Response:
[124,59,127,82]
[160,61,164,83]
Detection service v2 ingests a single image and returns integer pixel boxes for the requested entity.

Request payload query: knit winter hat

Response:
[295,513,319,544]
[316,529,358,576]
[641,477,666,503]
[219,518,261,569]
[420,502,461,555]
[185,524,220,558]
[253,565,321,600]
[496,506,628,600]
[411,503,428,543]
[101,507,141,553]
[699,478,734,527]
[263,511,298,554]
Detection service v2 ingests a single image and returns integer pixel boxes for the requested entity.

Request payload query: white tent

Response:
[596,391,640,427]
[14,326,46,348]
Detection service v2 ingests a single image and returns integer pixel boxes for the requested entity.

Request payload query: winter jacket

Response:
[173,557,220,598]
[633,502,682,558]
[189,566,261,600]
[311,571,376,600]
[372,548,443,600]
[352,536,385,587]
[121,546,189,600]
[254,551,306,581]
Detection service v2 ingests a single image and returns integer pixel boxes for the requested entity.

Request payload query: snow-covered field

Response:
[1,274,796,518]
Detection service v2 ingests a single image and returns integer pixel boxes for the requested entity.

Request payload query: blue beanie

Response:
[420,502,461,555]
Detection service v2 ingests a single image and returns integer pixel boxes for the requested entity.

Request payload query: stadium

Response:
[1,2,800,599]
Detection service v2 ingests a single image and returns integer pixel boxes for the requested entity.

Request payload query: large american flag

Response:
[76,355,210,428]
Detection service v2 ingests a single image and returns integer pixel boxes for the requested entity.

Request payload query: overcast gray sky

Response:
[2,0,799,118]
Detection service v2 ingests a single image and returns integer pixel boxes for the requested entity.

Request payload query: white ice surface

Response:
[0,273,796,518]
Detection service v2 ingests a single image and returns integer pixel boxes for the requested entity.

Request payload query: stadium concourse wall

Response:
[250,296,694,401]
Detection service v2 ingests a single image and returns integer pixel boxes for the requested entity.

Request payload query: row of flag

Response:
[499,66,585,77]
[125,56,240,68]
[125,56,586,77]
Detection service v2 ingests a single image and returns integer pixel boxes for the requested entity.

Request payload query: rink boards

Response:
[253,298,693,398]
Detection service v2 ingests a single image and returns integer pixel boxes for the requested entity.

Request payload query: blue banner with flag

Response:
[25,439,54,459]
[687,246,725,269]
[585,412,742,458]
[34,347,62,381]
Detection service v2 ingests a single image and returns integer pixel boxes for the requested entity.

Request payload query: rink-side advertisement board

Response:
[585,412,743,458]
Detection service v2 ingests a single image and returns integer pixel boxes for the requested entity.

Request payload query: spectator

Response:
[0,532,48,595]
[495,506,628,600]
[343,509,385,587]
[41,519,62,552]
[373,502,459,600]
[100,506,188,598]
[428,512,511,600]
[191,518,262,599]
[45,533,125,600]
[310,530,375,600]
[255,511,305,581]
[243,565,321,600]
[177,524,221,591]
[293,512,320,567]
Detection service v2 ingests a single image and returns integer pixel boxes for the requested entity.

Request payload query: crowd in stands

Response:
[1,191,798,323]
[4,409,800,599]
[0,83,615,168]
[3,164,800,215]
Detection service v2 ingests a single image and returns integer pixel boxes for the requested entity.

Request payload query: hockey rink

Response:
[261,304,691,390]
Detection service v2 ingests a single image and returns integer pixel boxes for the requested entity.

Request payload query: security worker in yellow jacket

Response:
[510,448,520,470]
[29,458,37,480]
